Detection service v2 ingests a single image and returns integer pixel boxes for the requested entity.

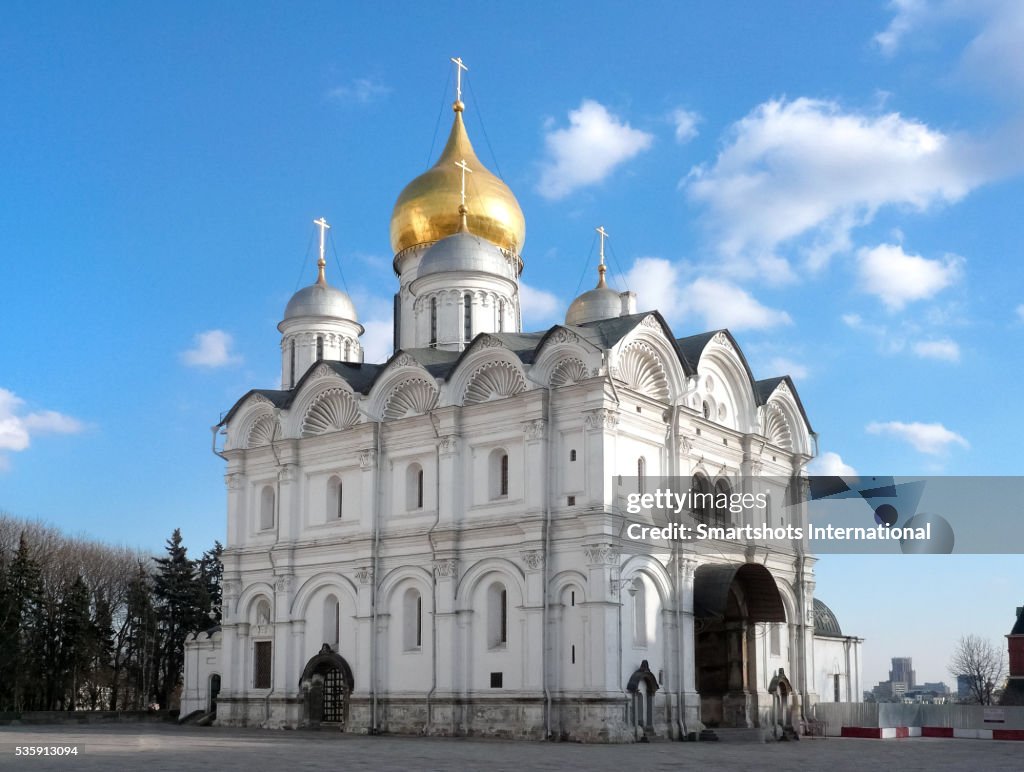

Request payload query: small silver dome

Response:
[283,282,358,321]
[418,230,511,279]
[566,285,623,325]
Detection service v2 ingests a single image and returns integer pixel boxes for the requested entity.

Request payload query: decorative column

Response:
[358,448,376,531]
[583,542,622,696]
[521,419,547,513]
[521,549,545,691]
[225,472,244,546]
[273,574,295,702]
[583,408,618,510]
[278,462,299,541]
[433,559,459,699]
[354,566,375,700]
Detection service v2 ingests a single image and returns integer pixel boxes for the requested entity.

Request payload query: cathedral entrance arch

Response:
[300,644,355,728]
[693,563,785,728]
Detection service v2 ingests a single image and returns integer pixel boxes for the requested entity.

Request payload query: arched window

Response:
[464,292,473,342]
[690,473,712,524]
[403,587,422,650]
[488,448,509,500]
[316,335,324,361]
[259,485,275,530]
[429,298,438,346]
[487,581,508,648]
[631,577,647,647]
[702,400,711,420]
[324,595,340,650]
[714,479,732,525]
[569,449,577,462]
[637,457,646,495]
[406,463,424,510]
[289,339,296,387]
[327,475,343,520]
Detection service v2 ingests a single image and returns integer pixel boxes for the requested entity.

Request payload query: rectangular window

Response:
[834,673,842,702]
[430,298,438,346]
[416,595,422,648]
[770,623,781,656]
[464,292,472,342]
[500,454,509,496]
[253,641,273,689]
[567,496,576,506]
[316,335,324,360]
[490,672,503,688]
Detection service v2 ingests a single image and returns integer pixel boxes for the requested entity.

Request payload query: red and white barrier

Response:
[842,725,1024,740]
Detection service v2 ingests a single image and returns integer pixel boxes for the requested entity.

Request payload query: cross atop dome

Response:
[314,216,331,286]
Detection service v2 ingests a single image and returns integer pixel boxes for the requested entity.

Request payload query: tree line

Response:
[0,513,221,713]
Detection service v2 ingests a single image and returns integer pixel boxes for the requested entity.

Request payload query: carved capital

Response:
[354,566,374,585]
[432,559,458,580]
[274,574,295,593]
[438,435,460,456]
[584,408,619,431]
[521,550,544,571]
[583,542,620,567]
[521,419,547,441]
[225,473,243,491]
[278,464,298,483]
[359,449,376,470]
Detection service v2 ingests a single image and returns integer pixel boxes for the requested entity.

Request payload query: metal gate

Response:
[322,666,347,724]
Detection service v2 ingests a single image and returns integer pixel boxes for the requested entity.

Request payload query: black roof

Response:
[1012,606,1024,636]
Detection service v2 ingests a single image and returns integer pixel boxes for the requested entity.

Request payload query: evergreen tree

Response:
[59,575,94,710]
[199,541,224,624]
[152,529,206,707]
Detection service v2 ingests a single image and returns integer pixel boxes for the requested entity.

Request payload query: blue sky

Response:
[1,1,1022,687]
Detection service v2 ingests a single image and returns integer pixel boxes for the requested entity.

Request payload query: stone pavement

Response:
[1,724,1022,771]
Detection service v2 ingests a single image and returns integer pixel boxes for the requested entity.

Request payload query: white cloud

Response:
[621,257,790,331]
[360,319,394,364]
[808,451,857,476]
[180,330,243,369]
[326,77,391,104]
[866,420,968,455]
[875,1,1024,96]
[912,338,960,362]
[519,282,562,325]
[537,100,653,200]
[671,108,701,143]
[857,243,962,310]
[684,278,792,331]
[0,388,85,468]
[685,98,985,274]
[624,257,682,318]
[764,356,809,380]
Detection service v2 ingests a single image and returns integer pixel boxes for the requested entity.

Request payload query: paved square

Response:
[1,724,1022,771]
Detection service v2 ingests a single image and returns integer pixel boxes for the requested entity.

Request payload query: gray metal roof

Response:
[813,598,844,637]
[283,282,358,321]
[417,231,513,279]
[565,285,623,326]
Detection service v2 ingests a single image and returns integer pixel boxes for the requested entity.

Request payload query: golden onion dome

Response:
[390,104,526,255]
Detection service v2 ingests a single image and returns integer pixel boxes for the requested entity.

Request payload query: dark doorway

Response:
[300,644,355,728]
[208,674,221,715]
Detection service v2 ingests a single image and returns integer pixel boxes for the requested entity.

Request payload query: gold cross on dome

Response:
[596,226,609,266]
[454,159,473,208]
[313,217,331,283]
[450,56,468,103]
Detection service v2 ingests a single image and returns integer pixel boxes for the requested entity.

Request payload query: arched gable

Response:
[282,365,360,438]
[301,388,360,437]
[445,342,529,408]
[455,557,526,608]
[225,395,278,451]
[759,378,813,456]
[693,332,758,432]
[611,317,687,403]
[366,352,439,421]
[549,569,590,604]
[531,326,601,388]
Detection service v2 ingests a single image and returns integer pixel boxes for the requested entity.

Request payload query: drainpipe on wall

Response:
[425,411,442,734]
[370,419,382,734]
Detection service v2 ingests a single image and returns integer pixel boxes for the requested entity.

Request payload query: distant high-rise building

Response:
[957,674,972,699]
[889,657,916,689]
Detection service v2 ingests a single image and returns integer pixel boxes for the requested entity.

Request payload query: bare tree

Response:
[949,634,1007,705]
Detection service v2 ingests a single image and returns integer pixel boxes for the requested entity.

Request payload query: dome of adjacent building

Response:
[813,598,843,637]
[389,107,526,255]
[417,228,512,280]
[283,281,358,322]
[566,263,623,325]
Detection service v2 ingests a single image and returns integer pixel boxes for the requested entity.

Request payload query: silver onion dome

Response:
[283,282,358,322]
[417,230,512,279]
[565,285,623,325]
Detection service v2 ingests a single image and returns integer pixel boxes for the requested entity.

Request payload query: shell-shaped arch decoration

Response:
[302,388,360,436]
[246,413,279,448]
[549,358,590,388]
[383,378,439,420]
[463,361,526,405]
[763,402,793,450]
[617,341,669,401]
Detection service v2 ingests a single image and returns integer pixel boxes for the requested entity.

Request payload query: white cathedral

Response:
[181,68,862,741]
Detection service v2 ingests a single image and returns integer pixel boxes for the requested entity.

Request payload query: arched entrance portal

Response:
[693,563,786,728]
[300,644,355,728]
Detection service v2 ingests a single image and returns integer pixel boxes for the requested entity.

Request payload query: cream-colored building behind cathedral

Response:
[182,76,862,741]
